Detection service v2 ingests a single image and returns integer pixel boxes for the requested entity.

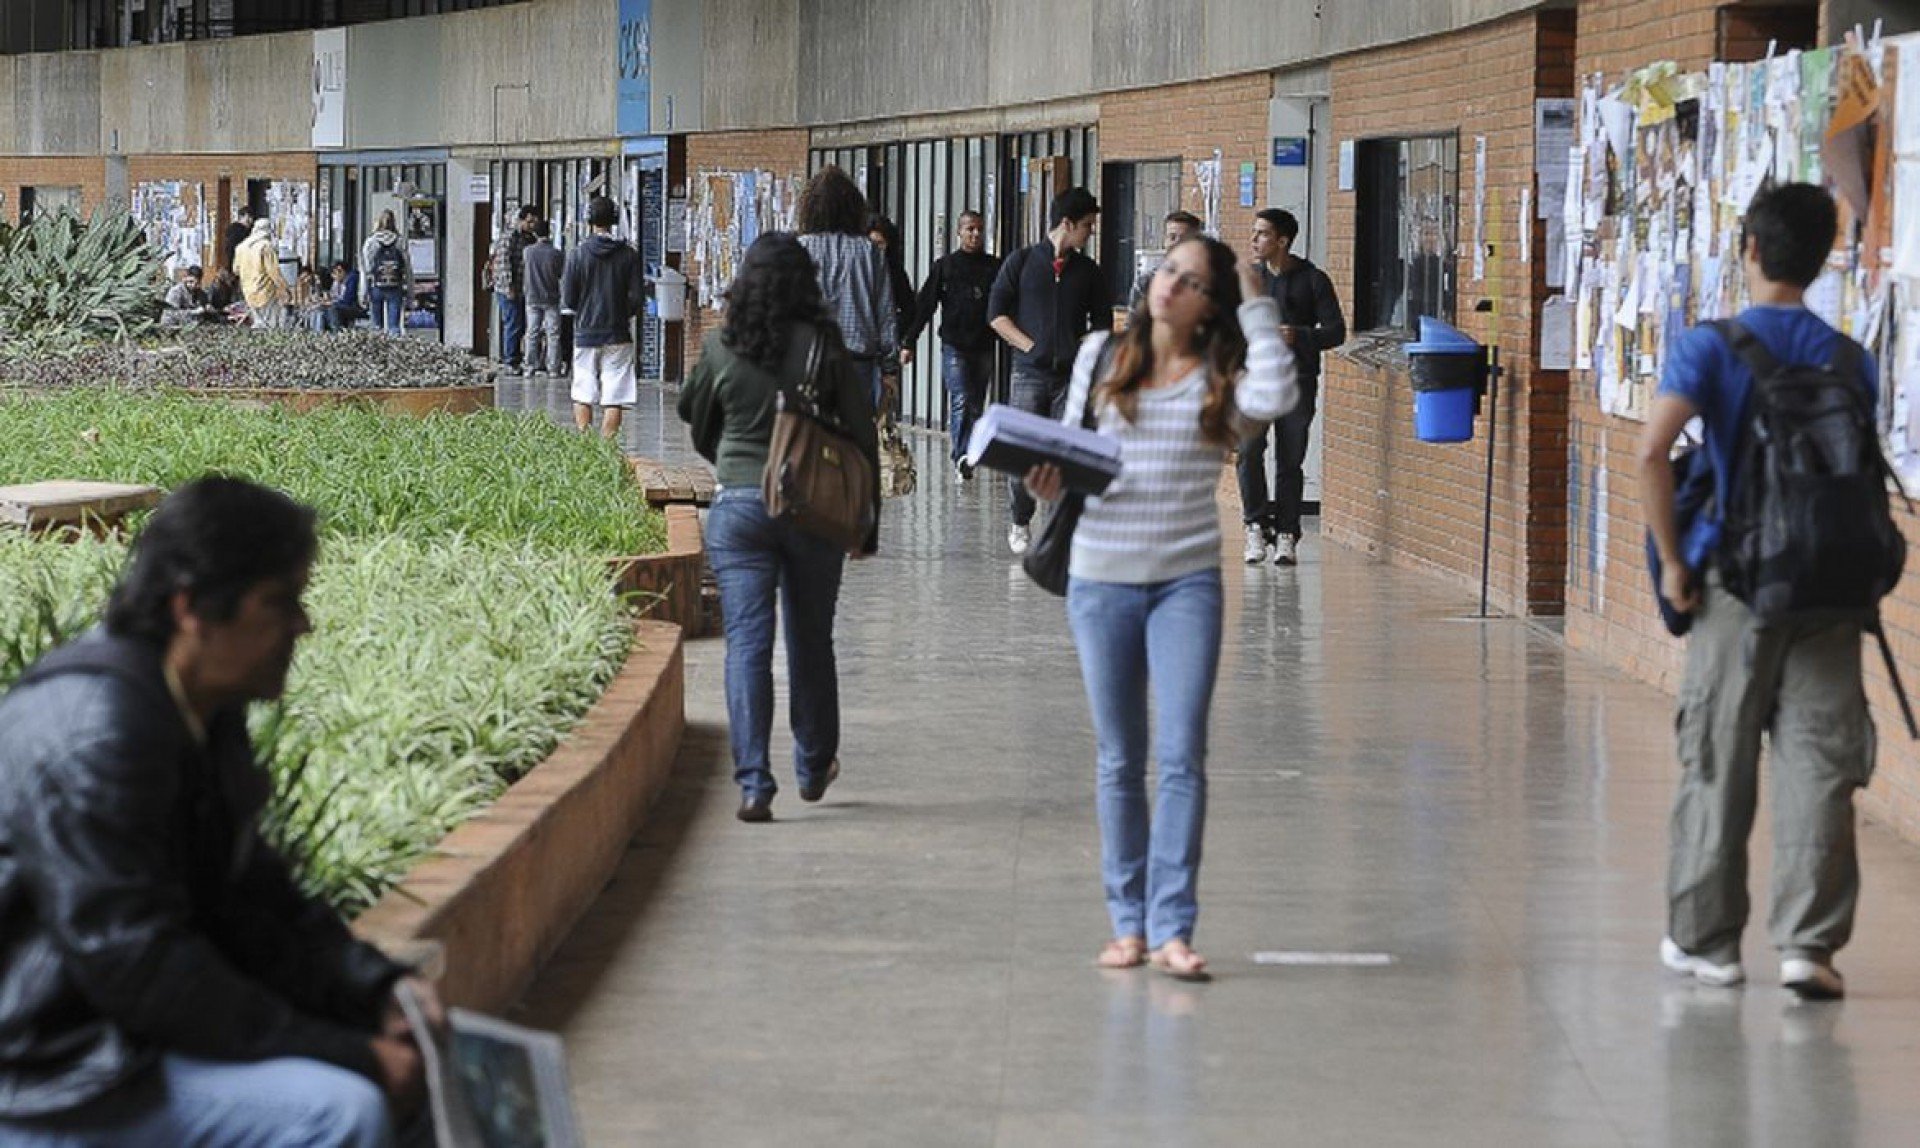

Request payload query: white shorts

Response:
[571,342,637,408]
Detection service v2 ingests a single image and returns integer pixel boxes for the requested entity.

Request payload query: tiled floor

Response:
[509,381,1920,1146]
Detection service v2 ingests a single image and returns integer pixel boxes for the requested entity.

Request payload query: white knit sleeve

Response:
[1233,296,1299,425]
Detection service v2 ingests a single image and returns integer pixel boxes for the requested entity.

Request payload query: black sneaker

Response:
[737,792,773,823]
[799,759,840,803]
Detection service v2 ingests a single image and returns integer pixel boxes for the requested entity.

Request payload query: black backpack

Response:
[1714,319,1917,734]
[370,242,406,289]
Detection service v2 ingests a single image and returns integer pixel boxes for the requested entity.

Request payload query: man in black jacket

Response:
[0,478,437,1146]
[988,187,1112,554]
[908,209,1002,484]
[1238,208,1346,566]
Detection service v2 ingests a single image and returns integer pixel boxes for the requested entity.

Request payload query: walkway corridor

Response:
[506,382,1920,1146]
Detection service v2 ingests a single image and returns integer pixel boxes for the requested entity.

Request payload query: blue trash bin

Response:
[1405,317,1487,444]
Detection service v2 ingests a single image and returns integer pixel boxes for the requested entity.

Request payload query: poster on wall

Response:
[616,0,652,137]
[132,181,208,277]
[265,181,313,262]
[311,29,347,150]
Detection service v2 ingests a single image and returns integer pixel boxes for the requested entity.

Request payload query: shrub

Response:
[0,209,165,354]
[0,534,632,914]
[0,392,663,557]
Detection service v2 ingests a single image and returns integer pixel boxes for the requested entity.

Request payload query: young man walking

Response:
[988,186,1112,554]
[1636,183,1877,1000]
[522,219,565,378]
[560,195,646,440]
[1238,208,1345,565]
[0,477,440,1146]
[907,209,1002,483]
[488,205,538,375]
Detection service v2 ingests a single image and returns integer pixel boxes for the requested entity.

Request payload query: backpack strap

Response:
[1717,319,1783,388]
[1824,330,1867,390]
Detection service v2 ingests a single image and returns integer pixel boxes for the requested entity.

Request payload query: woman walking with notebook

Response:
[678,233,879,823]
[1025,237,1296,978]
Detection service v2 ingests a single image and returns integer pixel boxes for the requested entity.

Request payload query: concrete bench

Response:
[0,481,165,533]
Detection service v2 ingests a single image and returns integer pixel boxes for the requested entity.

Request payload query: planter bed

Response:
[0,393,667,918]
[353,619,685,1010]
[181,383,494,417]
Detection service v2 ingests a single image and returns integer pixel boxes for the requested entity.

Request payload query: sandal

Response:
[1096,937,1148,969]
[1149,941,1211,982]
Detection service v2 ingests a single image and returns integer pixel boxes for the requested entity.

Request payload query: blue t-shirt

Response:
[1658,304,1878,517]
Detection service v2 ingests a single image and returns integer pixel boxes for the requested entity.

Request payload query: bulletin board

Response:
[686,169,798,311]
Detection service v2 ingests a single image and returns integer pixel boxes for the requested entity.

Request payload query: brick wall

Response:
[681,129,811,370]
[0,157,108,224]
[1563,0,1920,845]
[1320,11,1574,616]
[1099,73,1272,254]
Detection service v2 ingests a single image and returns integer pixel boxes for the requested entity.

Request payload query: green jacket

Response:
[678,322,881,551]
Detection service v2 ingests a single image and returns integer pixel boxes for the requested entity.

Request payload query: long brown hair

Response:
[1095,236,1248,446]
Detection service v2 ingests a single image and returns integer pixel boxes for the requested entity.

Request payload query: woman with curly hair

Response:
[796,166,899,409]
[678,232,880,823]
[1025,236,1297,978]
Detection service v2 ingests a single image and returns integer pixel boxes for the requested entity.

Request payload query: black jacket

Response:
[1261,257,1346,381]
[560,234,646,348]
[0,632,404,1118]
[988,242,1112,376]
[907,250,1002,355]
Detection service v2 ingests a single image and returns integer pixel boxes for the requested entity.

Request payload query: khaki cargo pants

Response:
[1667,574,1876,965]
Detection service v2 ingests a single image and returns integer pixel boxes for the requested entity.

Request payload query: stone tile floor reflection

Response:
[504,379,1920,1146]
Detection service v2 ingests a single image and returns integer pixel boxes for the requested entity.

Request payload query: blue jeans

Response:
[1006,364,1070,525]
[706,488,848,799]
[1067,568,1223,948]
[853,358,884,414]
[368,286,405,335]
[496,293,524,366]
[942,344,993,463]
[0,1054,392,1146]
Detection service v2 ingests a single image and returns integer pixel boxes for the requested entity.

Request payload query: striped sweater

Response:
[1064,296,1298,584]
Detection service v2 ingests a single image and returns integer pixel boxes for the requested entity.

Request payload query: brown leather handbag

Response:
[763,330,877,554]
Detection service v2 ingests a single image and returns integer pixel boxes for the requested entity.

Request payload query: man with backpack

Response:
[1636,183,1898,1001]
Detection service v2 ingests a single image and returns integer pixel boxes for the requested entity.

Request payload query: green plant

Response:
[0,392,663,557]
[0,533,123,689]
[0,531,633,915]
[0,209,166,354]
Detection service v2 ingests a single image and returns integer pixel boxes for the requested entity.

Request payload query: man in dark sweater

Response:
[988,187,1112,554]
[908,209,1002,483]
[0,478,437,1146]
[560,195,646,439]
[522,219,565,378]
[1238,207,1345,566]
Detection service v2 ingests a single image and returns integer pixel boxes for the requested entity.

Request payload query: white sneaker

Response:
[1273,535,1299,566]
[1008,524,1031,556]
[1243,526,1266,565]
[1780,957,1845,1000]
[954,461,971,485]
[1660,937,1745,987]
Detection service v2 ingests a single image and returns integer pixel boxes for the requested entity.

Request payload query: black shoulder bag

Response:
[1022,339,1117,596]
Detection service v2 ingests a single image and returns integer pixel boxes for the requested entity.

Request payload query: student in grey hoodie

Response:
[358,211,413,336]
[559,196,646,439]
[796,166,898,409]
[521,219,565,377]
